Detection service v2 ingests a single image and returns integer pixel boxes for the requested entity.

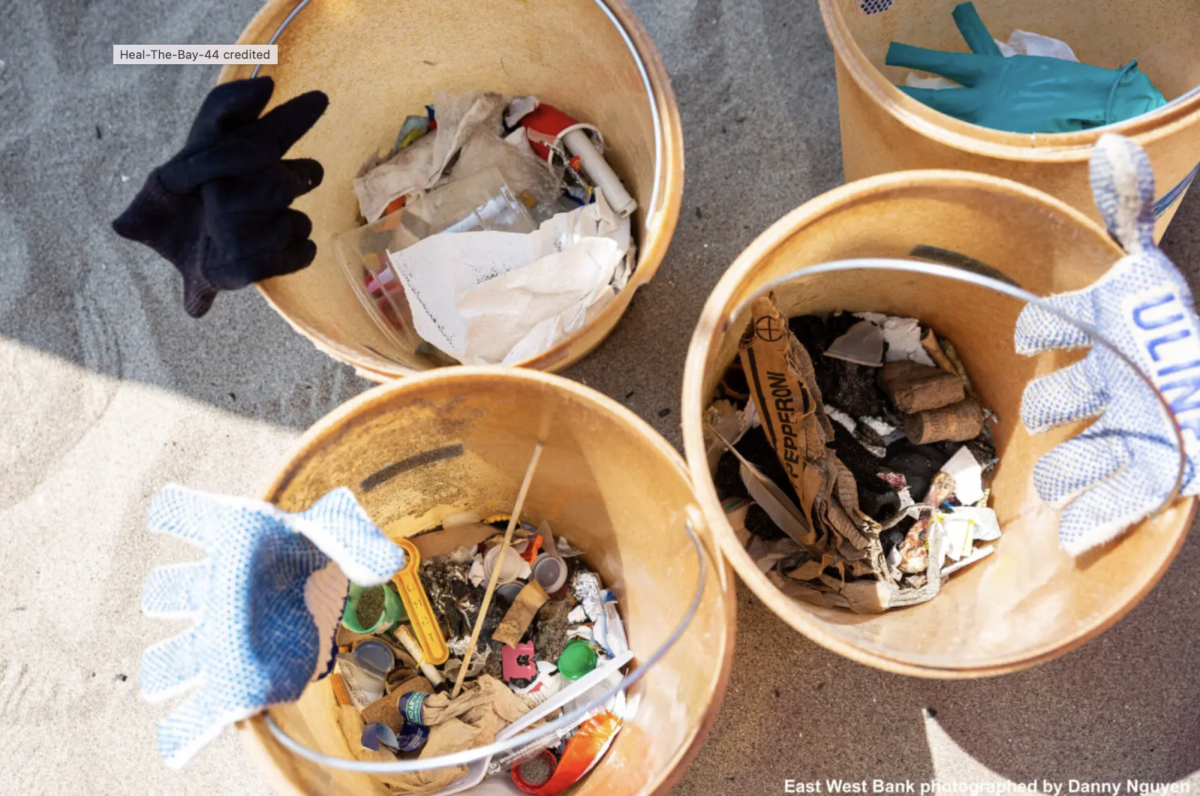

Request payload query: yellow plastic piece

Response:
[392,538,450,665]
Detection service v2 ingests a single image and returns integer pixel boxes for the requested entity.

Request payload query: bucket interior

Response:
[834,0,1200,105]
[249,370,732,795]
[223,0,669,376]
[688,174,1194,673]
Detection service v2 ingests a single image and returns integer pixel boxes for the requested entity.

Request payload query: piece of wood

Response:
[451,442,544,698]
[878,361,964,413]
[902,398,984,444]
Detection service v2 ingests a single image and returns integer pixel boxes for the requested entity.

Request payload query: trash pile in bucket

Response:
[334,91,638,366]
[705,295,1001,614]
[332,514,631,795]
[886,2,1166,134]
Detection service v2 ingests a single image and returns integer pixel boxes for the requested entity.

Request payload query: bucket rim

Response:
[817,0,1200,164]
[240,365,737,796]
[220,0,684,380]
[680,168,1196,678]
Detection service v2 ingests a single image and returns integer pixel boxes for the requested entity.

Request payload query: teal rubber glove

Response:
[886,2,1167,134]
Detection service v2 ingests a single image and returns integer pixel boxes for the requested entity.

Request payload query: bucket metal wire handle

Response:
[247,0,665,231]
[724,257,1188,515]
[263,518,709,774]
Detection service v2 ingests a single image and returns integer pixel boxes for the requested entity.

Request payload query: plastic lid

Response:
[556,639,598,680]
[352,640,395,676]
[484,545,526,584]
[532,555,568,593]
[497,581,525,605]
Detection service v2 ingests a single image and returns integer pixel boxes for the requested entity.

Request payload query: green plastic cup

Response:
[556,638,598,680]
[342,583,407,634]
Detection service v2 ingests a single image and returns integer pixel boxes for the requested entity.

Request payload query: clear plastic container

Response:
[333,167,538,353]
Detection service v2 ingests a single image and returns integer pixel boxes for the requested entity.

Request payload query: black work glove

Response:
[113,77,328,317]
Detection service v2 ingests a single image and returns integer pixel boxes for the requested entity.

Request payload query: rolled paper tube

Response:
[902,398,984,444]
[561,128,637,218]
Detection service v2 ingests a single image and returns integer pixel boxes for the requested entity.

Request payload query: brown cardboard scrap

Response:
[410,522,498,560]
[491,580,549,647]
[337,626,375,648]
[738,294,889,602]
[738,296,833,527]
[385,667,420,694]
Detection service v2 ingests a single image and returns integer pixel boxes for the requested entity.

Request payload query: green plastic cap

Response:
[556,639,598,680]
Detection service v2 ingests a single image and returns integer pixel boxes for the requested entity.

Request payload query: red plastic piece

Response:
[520,104,580,161]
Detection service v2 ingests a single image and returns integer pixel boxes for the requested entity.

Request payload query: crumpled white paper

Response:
[906,29,1080,90]
[390,189,635,365]
[941,445,985,505]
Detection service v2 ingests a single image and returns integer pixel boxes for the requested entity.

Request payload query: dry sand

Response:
[2,1,1199,794]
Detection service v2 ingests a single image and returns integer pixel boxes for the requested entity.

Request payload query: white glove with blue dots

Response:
[1015,133,1200,554]
[140,484,405,768]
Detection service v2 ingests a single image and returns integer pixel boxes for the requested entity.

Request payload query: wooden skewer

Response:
[451,441,544,698]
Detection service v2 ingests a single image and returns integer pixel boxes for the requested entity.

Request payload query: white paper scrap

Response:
[825,320,885,366]
[945,506,1002,542]
[941,446,984,505]
[942,544,994,577]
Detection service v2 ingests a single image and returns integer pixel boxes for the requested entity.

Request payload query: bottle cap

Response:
[511,749,558,793]
[555,639,598,680]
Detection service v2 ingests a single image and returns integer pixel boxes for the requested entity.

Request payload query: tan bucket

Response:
[681,170,1195,678]
[241,367,734,795]
[219,0,682,381]
[818,0,1200,241]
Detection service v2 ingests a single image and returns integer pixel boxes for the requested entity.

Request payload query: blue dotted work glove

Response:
[140,485,405,768]
[1015,134,1200,554]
